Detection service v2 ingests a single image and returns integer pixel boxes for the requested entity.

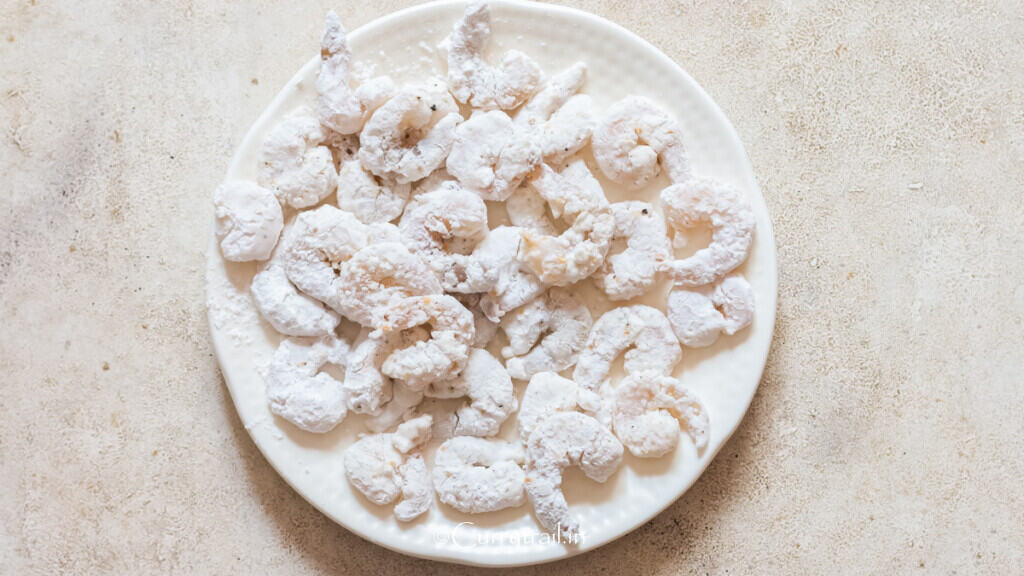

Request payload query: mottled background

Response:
[1,0,1022,573]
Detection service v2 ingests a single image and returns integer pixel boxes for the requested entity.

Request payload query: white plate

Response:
[206,0,777,566]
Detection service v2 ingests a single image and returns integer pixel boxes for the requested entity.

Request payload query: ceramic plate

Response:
[207,0,777,566]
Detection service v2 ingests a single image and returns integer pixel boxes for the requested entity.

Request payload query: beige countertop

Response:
[2,0,1022,573]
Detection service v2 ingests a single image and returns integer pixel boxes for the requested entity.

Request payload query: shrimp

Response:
[592,201,672,301]
[392,413,434,454]
[572,305,682,400]
[398,186,496,293]
[518,206,615,287]
[373,295,475,390]
[432,437,526,513]
[455,294,499,348]
[250,264,340,337]
[506,186,558,235]
[501,288,592,381]
[213,180,284,262]
[529,160,608,222]
[334,242,443,326]
[592,96,690,189]
[524,412,623,537]
[659,177,755,287]
[514,62,586,130]
[258,111,338,209]
[667,275,755,347]
[343,327,434,415]
[358,79,463,184]
[336,159,411,224]
[474,226,546,322]
[280,205,394,314]
[425,348,516,437]
[316,11,396,135]
[445,110,540,201]
[443,0,542,111]
[366,380,424,433]
[264,335,350,433]
[612,372,708,458]
[343,425,433,521]
[517,372,580,442]
[513,62,594,165]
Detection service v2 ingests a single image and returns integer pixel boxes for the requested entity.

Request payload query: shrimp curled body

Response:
[667,275,755,347]
[592,96,690,189]
[258,112,338,209]
[213,181,284,262]
[592,201,671,301]
[264,335,350,433]
[612,372,708,458]
[500,288,592,381]
[424,348,517,437]
[432,436,526,513]
[250,264,340,337]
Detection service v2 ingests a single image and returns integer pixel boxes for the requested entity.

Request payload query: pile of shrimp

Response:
[212,1,760,537]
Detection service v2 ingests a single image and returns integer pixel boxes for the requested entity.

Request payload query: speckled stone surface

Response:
[1,0,1022,573]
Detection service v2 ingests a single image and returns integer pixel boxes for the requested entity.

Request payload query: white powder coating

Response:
[392,414,433,454]
[501,288,592,381]
[264,335,350,433]
[397,186,496,293]
[432,437,526,513]
[524,412,623,538]
[518,206,615,287]
[517,372,580,442]
[667,274,755,347]
[258,111,338,209]
[446,110,540,201]
[529,160,609,222]
[335,160,411,224]
[250,264,339,337]
[425,348,517,437]
[456,293,500,348]
[358,79,463,184]
[342,329,395,415]
[474,226,546,322]
[317,11,395,135]
[334,242,443,326]
[513,62,587,130]
[393,454,433,521]
[592,95,690,189]
[443,0,542,111]
[506,186,558,235]
[537,94,595,165]
[366,380,424,433]
[660,177,756,287]
[213,180,283,262]
[572,305,682,398]
[612,371,708,458]
[343,432,432,521]
[592,201,672,301]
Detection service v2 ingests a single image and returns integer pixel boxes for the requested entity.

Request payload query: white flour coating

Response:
[250,264,340,336]
[264,335,350,433]
[393,454,433,521]
[592,201,672,301]
[343,326,430,415]
[443,0,542,111]
[592,95,690,189]
[258,111,337,209]
[537,94,595,165]
[612,372,708,458]
[474,226,546,322]
[454,294,499,348]
[213,181,283,262]
[446,110,540,201]
[317,11,395,135]
[513,62,586,130]
[517,372,580,442]
[336,159,411,224]
[398,185,496,293]
[518,206,615,287]
[432,437,526,513]
[529,160,609,222]
[506,185,558,235]
[501,288,592,381]
[334,242,443,326]
[667,274,755,347]
[373,295,475,390]
[660,177,755,287]
[392,414,433,454]
[572,305,682,401]
[424,348,516,437]
[524,412,623,537]
[366,380,424,433]
[359,79,463,184]
[343,431,432,521]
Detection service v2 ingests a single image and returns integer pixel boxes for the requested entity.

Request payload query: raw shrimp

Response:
[258,111,337,209]
[392,414,433,454]
[336,159,411,224]
[398,186,495,293]
[343,429,432,521]
[317,11,395,135]
[592,201,671,301]
[343,327,436,415]
[359,79,463,184]
[250,264,340,337]
[667,275,755,347]
[538,94,595,165]
[660,177,755,287]
[592,96,690,189]
[373,295,475,390]
[474,226,546,322]
[506,186,558,235]
[264,335,350,433]
[366,380,424,433]
[213,180,284,262]
[572,305,682,399]
[455,294,499,348]
[529,160,608,222]
[425,348,516,437]
[518,206,615,287]
[446,110,540,201]
[612,372,708,458]
[501,288,592,381]
[443,1,541,110]
[432,437,526,513]
[524,412,623,537]
[334,242,442,326]
[513,62,587,130]
[517,372,580,442]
